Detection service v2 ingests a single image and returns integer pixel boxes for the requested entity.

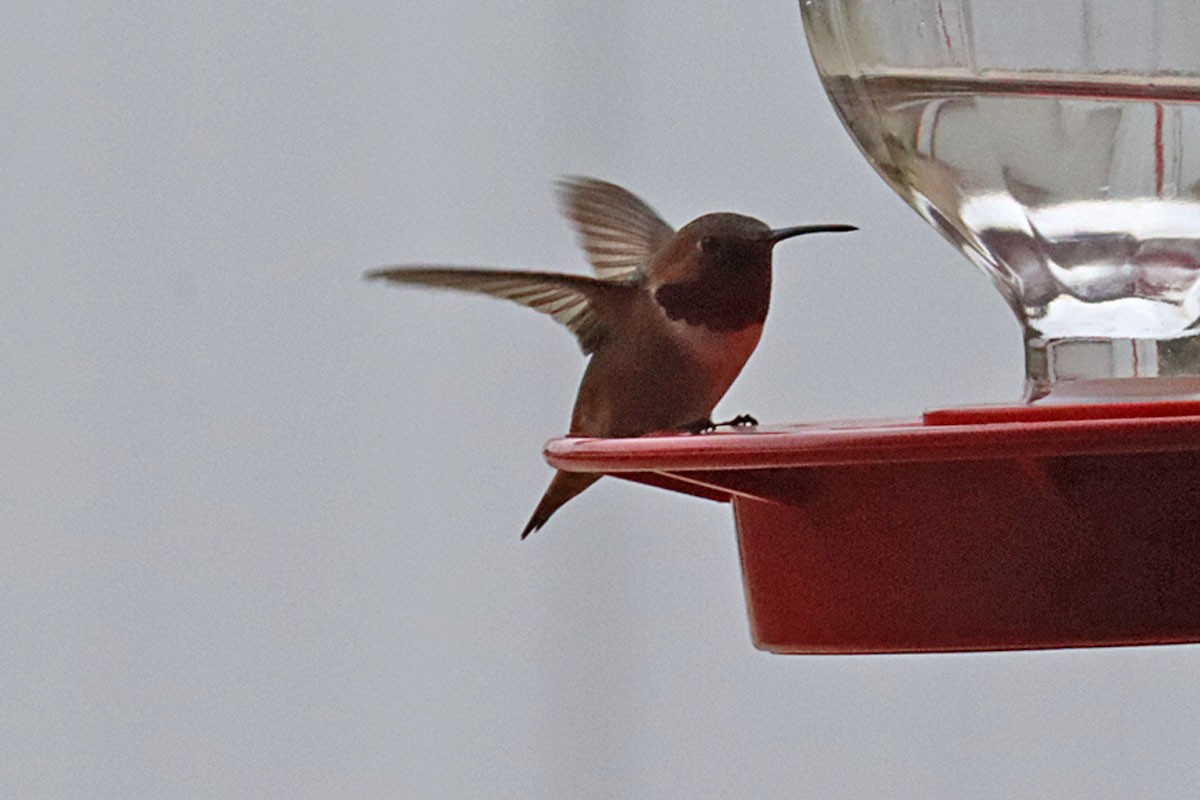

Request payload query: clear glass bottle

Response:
[801,0,1200,401]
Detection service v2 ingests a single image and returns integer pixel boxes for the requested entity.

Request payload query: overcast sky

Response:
[4,1,1198,798]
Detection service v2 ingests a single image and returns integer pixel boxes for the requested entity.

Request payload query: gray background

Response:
[4,1,1198,797]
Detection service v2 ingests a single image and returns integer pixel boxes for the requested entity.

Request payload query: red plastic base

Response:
[545,401,1200,653]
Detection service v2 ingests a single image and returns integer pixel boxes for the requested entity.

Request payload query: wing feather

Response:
[365,266,633,354]
[555,176,674,280]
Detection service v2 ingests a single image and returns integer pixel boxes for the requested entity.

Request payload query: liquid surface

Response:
[823,69,1200,341]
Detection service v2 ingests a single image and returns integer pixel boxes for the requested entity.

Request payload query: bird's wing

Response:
[365,266,635,355]
[555,176,675,281]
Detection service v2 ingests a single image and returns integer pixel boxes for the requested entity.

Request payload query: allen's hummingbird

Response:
[367,177,855,538]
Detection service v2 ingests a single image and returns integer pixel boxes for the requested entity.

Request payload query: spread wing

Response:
[365,266,635,354]
[555,176,675,281]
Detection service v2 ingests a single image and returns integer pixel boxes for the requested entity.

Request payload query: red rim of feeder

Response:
[544,400,1200,655]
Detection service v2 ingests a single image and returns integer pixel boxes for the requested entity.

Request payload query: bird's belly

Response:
[569,321,764,437]
[667,319,764,403]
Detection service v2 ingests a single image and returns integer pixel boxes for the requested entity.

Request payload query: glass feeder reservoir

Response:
[802,0,1200,401]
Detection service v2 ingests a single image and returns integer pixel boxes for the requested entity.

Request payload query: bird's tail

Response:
[521,470,601,539]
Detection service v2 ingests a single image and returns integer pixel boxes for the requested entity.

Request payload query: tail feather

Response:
[521,470,601,539]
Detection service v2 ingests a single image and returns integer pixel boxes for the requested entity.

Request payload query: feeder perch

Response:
[546,402,1200,653]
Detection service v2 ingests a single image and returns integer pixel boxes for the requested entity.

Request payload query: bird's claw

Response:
[678,414,758,434]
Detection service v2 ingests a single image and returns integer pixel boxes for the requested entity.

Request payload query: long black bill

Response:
[768,223,858,245]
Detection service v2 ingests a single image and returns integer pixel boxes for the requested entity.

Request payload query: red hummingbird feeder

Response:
[547,1,1200,653]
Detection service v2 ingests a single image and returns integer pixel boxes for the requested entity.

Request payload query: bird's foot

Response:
[677,414,758,434]
[677,417,717,434]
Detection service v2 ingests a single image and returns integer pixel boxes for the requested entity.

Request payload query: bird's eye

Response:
[699,236,720,254]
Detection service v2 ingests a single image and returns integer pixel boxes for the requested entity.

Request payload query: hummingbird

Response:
[367,177,855,538]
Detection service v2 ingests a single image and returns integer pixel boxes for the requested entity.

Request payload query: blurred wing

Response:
[365,266,633,354]
[555,176,674,280]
